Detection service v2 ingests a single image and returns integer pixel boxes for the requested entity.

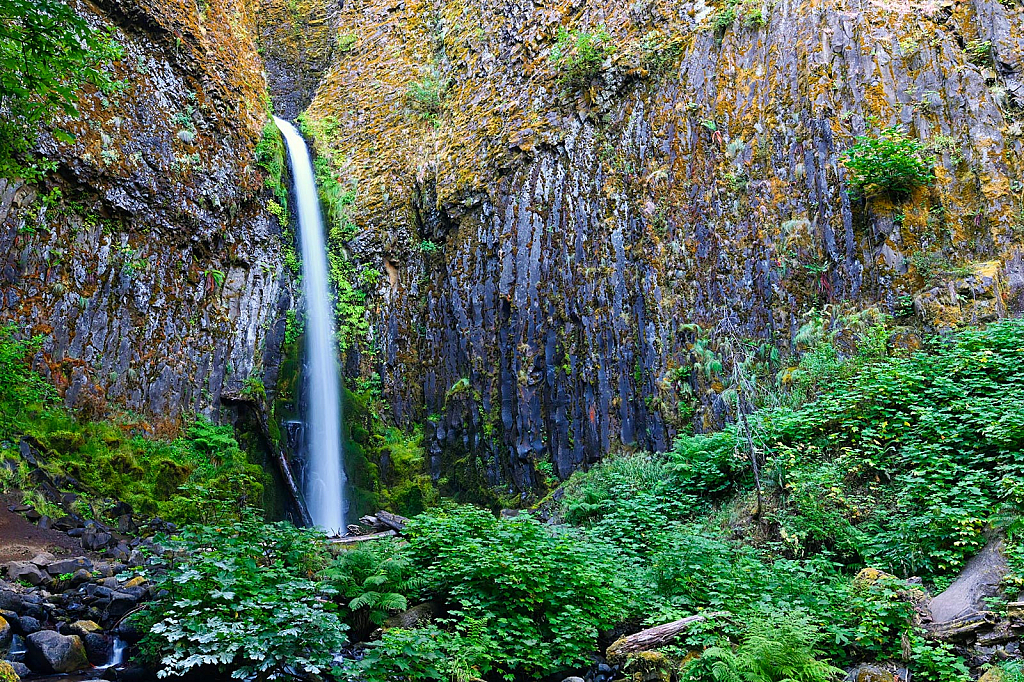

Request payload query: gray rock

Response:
[82,529,113,551]
[82,631,111,666]
[929,538,1008,623]
[106,591,138,619]
[17,616,42,635]
[26,630,89,674]
[29,553,55,568]
[9,661,30,678]
[6,562,48,586]
[46,557,93,576]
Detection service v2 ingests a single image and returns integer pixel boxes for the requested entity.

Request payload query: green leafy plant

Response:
[406,506,632,679]
[322,538,422,637]
[550,25,615,89]
[138,517,348,680]
[681,610,843,682]
[0,326,55,438]
[840,126,935,198]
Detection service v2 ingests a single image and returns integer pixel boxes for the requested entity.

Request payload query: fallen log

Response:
[376,510,409,532]
[926,611,997,641]
[329,530,399,544]
[606,612,729,658]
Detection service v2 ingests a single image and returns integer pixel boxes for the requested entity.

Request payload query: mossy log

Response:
[376,509,409,532]
[606,612,728,659]
[329,530,399,544]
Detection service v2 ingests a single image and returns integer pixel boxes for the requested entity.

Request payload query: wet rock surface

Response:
[0,0,289,425]
[274,0,1024,491]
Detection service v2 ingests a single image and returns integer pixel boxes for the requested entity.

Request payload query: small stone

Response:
[122,576,146,589]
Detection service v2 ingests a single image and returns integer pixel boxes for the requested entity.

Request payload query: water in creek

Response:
[274,116,348,534]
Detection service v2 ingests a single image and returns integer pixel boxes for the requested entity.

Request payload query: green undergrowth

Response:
[0,326,265,524]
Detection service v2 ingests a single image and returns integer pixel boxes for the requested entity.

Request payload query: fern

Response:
[684,611,842,682]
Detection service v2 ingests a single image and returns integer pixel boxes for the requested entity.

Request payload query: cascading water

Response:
[275,116,347,534]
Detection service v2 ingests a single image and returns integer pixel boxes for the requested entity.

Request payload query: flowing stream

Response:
[275,116,347,534]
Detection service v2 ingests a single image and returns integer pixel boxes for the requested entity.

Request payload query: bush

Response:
[840,126,935,198]
[550,25,615,89]
[139,517,347,680]
[322,538,422,637]
[406,506,632,678]
[0,326,55,438]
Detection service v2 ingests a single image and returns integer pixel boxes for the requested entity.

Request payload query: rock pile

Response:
[1,551,155,677]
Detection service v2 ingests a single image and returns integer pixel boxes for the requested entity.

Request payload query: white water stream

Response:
[274,116,347,534]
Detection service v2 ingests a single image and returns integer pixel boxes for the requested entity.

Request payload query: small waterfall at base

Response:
[274,116,347,534]
[97,637,127,669]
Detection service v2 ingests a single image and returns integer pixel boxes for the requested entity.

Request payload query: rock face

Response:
[258,0,1024,492]
[0,0,290,424]
[25,630,88,674]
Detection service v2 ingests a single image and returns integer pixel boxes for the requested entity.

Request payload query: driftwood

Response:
[330,530,398,544]
[221,390,313,528]
[376,510,409,532]
[926,611,997,641]
[606,612,728,658]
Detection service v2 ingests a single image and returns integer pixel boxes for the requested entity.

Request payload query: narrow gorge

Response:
[1,0,1024,679]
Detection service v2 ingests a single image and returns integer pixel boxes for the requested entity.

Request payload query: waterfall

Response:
[97,637,127,669]
[274,116,347,534]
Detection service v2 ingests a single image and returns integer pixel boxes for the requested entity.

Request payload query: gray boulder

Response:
[6,562,47,586]
[46,557,93,576]
[26,630,89,673]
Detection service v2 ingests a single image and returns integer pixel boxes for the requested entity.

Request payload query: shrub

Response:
[406,506,632,678]
[840,126,935,198]
[139,517,347,680]
[550,25,615,89]
[406,76,445,116]
[0,325,55,438]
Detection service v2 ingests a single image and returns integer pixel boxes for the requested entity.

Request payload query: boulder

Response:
[82,529,113,551]
[5,563,46,587]
[106,591,138,619]
[68,620,102,638]
[847,664,909,682]
[929,538,1007,624]
[0,614,10,651]
[16,616,41,636]
[0,660,20,682]
[82,632,111,666]
[25,630,89,674]
[46,557,93,576]
[28,554,54,568]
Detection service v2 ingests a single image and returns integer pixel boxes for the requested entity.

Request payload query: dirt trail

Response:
[0,493,97,564]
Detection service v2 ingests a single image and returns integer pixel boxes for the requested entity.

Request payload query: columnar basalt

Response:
[0,0,288,424]
[296,0,1024,494]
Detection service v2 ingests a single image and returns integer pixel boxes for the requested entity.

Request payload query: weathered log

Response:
[926,611,997,641]
[376,510,409,532]
[329,530,399,544]
[221,390,313,528]
[606,612,729,658]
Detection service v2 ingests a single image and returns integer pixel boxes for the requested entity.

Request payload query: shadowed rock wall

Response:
[0,0,289,425]
[297,0,1024,495]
